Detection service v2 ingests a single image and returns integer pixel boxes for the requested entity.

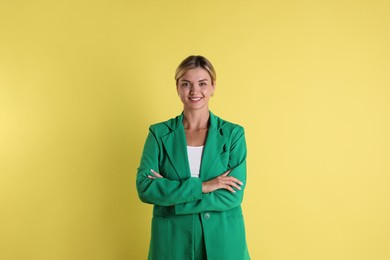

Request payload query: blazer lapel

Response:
[200,113,227,180]
[160,114,191,180]
[160,112,227,181]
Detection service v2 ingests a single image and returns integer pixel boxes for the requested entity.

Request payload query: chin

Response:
[185,104,208,111]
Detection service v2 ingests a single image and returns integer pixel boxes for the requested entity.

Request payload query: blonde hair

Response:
[175,55,216,85]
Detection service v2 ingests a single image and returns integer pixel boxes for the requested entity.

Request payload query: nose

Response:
[189,84,199,93]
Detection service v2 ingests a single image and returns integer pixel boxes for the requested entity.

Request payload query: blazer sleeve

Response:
[136,127,203,206]
[174,127,247,215]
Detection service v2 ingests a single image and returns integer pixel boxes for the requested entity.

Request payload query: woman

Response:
[136,55,250,260]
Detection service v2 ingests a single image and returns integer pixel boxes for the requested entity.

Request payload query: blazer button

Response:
[204,213,210,219]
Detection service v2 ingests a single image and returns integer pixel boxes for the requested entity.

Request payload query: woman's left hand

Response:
[148,169,163,179]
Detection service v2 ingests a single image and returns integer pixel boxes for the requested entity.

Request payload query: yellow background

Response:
[1,0,390,259]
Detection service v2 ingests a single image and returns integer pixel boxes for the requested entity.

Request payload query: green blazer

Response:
[137,112,250,260]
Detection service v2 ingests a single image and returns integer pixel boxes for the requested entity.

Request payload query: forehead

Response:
[179,68,211,82]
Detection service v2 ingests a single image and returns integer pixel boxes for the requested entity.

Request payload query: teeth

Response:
[190,97,201,101]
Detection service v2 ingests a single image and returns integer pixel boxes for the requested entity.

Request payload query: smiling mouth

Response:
[189,97,202,101]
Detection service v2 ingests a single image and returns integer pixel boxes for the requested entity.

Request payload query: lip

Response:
[188,97,202,101]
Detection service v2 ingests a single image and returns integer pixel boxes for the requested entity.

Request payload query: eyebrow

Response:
[180,79,209,82]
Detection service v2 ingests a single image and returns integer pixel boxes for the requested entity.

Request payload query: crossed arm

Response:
[148,168,243,193]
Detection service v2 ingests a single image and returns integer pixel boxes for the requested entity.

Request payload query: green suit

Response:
[137,112,250,260]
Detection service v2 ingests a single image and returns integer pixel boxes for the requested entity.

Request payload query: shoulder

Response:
[211,113,245,137]
[148,114,181,137]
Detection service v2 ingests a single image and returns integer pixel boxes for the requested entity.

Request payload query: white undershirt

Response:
[187,146,204,178]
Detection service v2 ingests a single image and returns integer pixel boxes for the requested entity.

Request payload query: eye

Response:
[199,82,207,87]
[181,82,190,87]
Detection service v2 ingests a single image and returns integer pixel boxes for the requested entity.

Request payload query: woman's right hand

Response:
[202,169,243,193]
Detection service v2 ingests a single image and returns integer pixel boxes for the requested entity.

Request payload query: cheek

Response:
[203,88,213,96]
[178,92,186,102]
[178,89,186,97]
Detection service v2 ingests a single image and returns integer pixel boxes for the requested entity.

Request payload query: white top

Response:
[187,146,204,178]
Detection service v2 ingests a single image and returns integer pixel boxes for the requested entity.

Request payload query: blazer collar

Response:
[160,111,227,181]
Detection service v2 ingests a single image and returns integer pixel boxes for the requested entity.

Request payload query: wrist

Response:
[202,182,208,193]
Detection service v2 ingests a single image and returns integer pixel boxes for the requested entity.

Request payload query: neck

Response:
[182,109,210,130]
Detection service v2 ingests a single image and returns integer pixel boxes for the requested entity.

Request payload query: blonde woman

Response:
[137,55,250,260]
